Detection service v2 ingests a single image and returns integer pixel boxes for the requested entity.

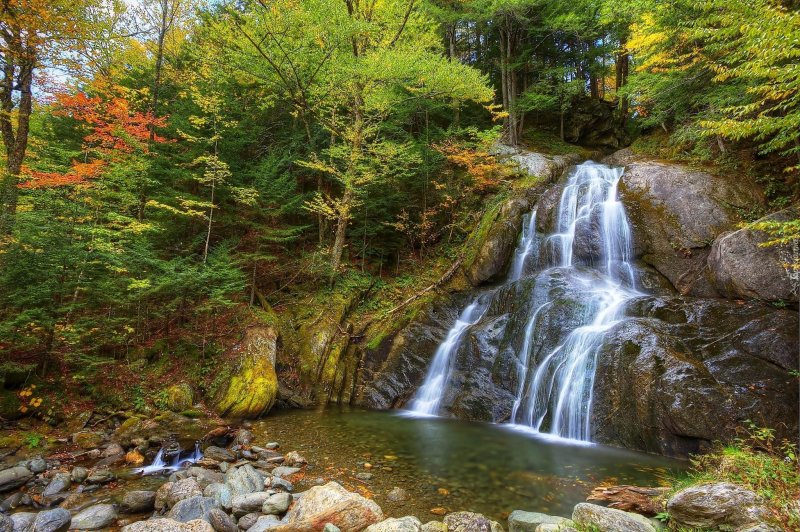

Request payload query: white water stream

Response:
[408,161,640,442]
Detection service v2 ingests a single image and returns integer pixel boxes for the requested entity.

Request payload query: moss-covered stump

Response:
[164,383,194,412]
[214,326,279,419]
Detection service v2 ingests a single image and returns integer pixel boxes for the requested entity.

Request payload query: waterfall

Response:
[134,441,203,475]
[407,160,640,442]
[408,297,488,416]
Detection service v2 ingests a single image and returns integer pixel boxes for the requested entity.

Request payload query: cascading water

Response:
[134,441,203,475]
[408,160,641,442]
[408,298,488,416]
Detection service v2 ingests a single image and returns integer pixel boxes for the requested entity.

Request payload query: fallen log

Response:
[587,485,668,516]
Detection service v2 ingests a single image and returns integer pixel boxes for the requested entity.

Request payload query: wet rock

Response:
[236,513,260,530]
[121,490,157,513]
[122,518,215,532]
[355,472,373,481]
[1,491,33,511]
[10,512,36,532]
[508,511,570,532]
[708,207,798,303]
[508,149,581,183]
[233,430,254,447]
[32,507,72,532]
[204,483,233,511]
[70,503,118,530]
[280,481,383,531]
[42,472,72,498]
[464,197,530,287]
[283,451,306,467]
[386,487,409,503]
[666,482,772,529]
[214,327,279,418]
[207,508,237,532]
[204,447,235,463]
[0,465,33,492]
[70,467,88,483]
[189,468,225,489]
[232,492,272,517]
[85,469,115,484]
[168,496,221,523]
[28,458,47,474]
[366,516,423,532]
[102,443,125,458]
[443,511,504,532]
[617,158,762,296]
[271,466,300,478]
[572,503,655,532]
[261,492,291,515]
[592,297,799,455]
[72,431,104,449]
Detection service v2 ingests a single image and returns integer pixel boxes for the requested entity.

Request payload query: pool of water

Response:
[250,407,683,522]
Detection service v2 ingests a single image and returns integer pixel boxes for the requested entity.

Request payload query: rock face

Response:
[617,159,763,296]
[278,481,383,531]
[572,503,655,532]
[507,511,569,532]
[667,483,774,530]
[365,516,423,532]
[443,511,504,532]
[708,207,798,303]
[565,97,627,149]
[214,326,279,418]
[592,297,799,455]
[464,197,530,287]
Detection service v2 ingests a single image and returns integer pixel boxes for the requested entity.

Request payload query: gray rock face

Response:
[166,478,204,509]
[32,508,72,532]
[280,481,383,531]
[203,483,233,511]
[0,513,11,532]
[618,159,763,296]
[121,518,214,532]
[508,511,569,532]
[28,458,47,474]
[0,466,33,493]
[207,508,237,532]
[365,516,423,532]
[261,492,291,515]
[121,490,157,513]
[666,482,772,529]
[443,511,504,532]
[224,465,264,499]
[271,466,300,478]
[70,467,88,483]
[70,503,118,530]
[167,496,220,523]
[708,207,798,303]
[236,513,260,531]
[572,503,655,532]
[592,297,799,455]
[247,516,282,532]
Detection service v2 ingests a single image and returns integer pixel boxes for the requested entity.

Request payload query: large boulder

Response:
[571,503,655,532]
[0,465,32,493]
[214,327,279,418]
[508,511,570,532]
[464,197,530,286]
[591,297,799,456]
[122,518,215,532]
[277,481,383,531]
[70,503,118,530]
[616,158,763,296]
[666,483,774,530]
[121,490,157,514]
[167,496,221,523]
[708,207,798,303]
[31,508,72,532]
[165,383,194,412]
[365,516,423,532]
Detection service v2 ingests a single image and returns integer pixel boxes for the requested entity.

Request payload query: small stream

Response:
[250,408,682,522]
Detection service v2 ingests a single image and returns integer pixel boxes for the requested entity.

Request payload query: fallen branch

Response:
[386,255,464,316]
[587,485,668,516]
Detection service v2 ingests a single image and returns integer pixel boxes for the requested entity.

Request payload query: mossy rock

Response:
[164,383,193,412]
[72,431,104,449]
[214,326,279,418]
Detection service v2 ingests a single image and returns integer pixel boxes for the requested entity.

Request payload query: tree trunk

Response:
[329,186,353,282]
[0,60,33,235]
[615,37,630,126]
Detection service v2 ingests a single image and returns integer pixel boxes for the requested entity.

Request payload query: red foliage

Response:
[21,90,169,189]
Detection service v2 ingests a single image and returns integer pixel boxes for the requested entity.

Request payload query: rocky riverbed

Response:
[0,407,785,531]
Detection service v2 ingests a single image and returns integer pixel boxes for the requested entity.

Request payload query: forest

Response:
[1,0,797,365]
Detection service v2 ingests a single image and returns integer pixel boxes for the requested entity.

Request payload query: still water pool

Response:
[250,408,683,522]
